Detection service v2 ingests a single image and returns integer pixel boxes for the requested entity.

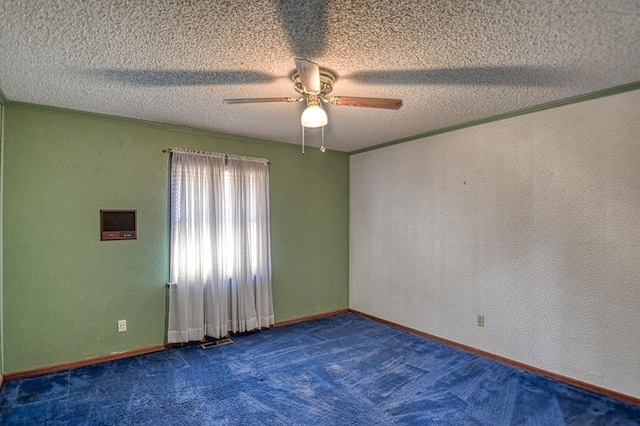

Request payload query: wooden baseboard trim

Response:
[2,310,349,382]
[349,309,640,407]
[3,344,174,381]
[16,309,633,406]
[0,374,4,391]
[274,308,349,328]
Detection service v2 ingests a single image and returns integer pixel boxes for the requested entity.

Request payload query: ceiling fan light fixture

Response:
[301,104,328,128]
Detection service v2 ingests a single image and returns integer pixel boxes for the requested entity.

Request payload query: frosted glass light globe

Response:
[301,105,328,128]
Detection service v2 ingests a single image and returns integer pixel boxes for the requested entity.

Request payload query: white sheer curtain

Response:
[167,150,274,343]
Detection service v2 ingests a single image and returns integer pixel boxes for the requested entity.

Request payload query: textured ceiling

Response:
[1,0,639,152]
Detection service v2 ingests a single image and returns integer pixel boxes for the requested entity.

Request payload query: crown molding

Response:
[349,81,640,155]
[4,80,639,155]
[5,101,298,150]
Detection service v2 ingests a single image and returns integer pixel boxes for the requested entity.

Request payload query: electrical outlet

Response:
[477,315,484,327]
[118,319,127,333]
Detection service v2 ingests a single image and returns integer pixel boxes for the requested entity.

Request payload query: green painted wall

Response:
[2,104,349,373]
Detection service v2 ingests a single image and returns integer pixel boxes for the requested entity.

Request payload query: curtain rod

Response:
[163,148,271,165]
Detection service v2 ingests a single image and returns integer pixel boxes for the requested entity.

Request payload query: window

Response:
[167,150,273,342]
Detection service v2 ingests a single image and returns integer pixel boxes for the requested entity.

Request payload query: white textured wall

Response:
[350,89,640,398]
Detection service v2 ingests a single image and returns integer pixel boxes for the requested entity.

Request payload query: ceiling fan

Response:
[223,58,402,153]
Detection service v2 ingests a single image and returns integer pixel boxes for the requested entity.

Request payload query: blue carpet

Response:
[1,313,639,425]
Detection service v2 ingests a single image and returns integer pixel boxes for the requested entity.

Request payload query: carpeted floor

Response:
[1,313,639,425]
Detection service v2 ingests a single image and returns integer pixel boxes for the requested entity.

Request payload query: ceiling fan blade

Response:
[294,58,321,92]
[223,97,300,104]
[328,96,403,110]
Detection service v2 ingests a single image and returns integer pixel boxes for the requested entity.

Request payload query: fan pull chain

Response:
[301,126,327,154]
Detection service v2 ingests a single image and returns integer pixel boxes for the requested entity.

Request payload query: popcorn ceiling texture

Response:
[1,0,640,151]
[350,89,640,398]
